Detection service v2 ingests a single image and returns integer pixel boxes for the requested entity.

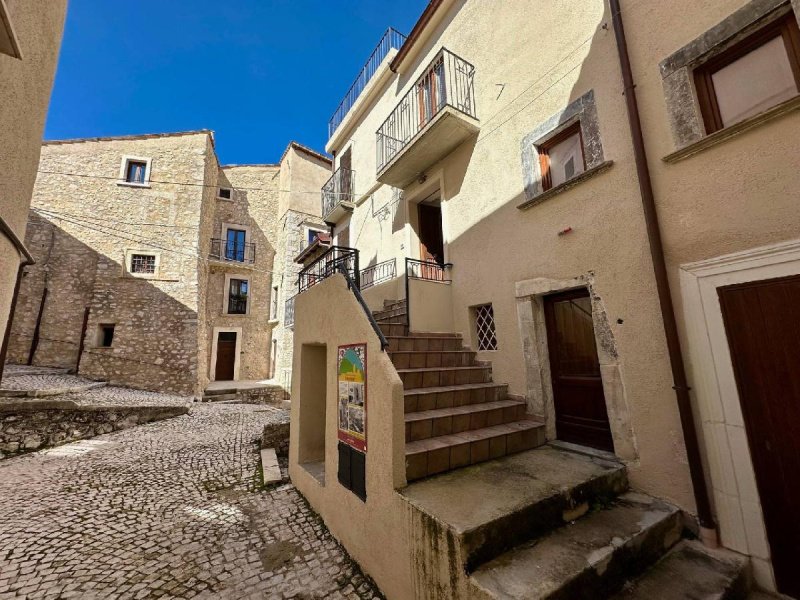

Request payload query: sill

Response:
[121,276,179,282]
[664,95,800,163]
[517,160,614,211]
[116,181,151,189]
[300,460,326,486]
[223,313,250,317]
[267,318,279,327]
[216,197,234,202]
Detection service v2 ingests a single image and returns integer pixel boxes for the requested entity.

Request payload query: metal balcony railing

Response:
[209,239,256,264]
[298,245,360,294]
[328,28,407,140]
[406,257,452,282]
[284,296,295,328]
[321,167,356,219]
[376,48,476,172]
[360,258,397,290]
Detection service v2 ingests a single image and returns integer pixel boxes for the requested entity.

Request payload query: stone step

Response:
[404,382,511,413]
[408,331,461,338]
[405,399,527,442]
[468,492,683,599]
[405,419,546,481]
[402,445,628,576]
[379,322,407,337]
[383,298,407,311]
[375,313,407,324]
[611,540,750,600]
[397,365,492,389]
[373,307,407,321]
[202,393,239,402]
[386,335,464,352]
[390,349,477,369]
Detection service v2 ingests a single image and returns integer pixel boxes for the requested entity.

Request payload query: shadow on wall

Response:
[7,213,201,395]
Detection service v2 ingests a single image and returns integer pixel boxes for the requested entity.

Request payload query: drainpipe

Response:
[609,0,717,543]
[0,216,36,383]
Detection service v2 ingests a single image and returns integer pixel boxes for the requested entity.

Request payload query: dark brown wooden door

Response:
[544,289,613,452]
[418,203,444,265]
[339,148,352,201]
[718,274,800,598]
[215,332,237,381]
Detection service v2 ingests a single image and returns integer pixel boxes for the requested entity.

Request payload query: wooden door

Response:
[718,274,800,598]
[418,203,444,264]
[544,289,613,452]
[339,148,352,202]
[215,332,237,381]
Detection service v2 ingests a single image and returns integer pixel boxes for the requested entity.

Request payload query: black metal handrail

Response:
[321,167,356,218]
[360,258,397,290]
[405,257,452,282]
[338,264,388,352]
[376,48,476,172]
[328,27,407,139]
[209,238,256,264]
[298,245,360,294]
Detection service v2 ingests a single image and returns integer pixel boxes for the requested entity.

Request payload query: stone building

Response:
[0,0,67,381]
[7,132,331,396]
[288,0,800,598]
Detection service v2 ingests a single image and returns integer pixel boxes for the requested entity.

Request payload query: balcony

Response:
[321,167,356,222]
[298,245,360,294]
[209,238,256,265]
[376,48,478,188]
[328,28,407,140]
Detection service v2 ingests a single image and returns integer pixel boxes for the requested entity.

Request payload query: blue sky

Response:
[45,1,428,164]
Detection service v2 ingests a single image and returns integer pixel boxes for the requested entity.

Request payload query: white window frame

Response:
[223,273,251,316]
[217,187,233,201]
[124,249,160,279]
[117,155,152,188]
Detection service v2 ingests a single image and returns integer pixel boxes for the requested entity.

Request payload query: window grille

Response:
[130,254,156,274]
[475,304,497,351]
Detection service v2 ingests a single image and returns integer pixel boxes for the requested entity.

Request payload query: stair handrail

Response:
[337,263,389,352]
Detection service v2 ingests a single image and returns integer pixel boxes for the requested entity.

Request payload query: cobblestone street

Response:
[0,403,382,599]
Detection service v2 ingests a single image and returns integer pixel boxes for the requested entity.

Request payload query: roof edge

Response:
[279,141,332,166]
[43,129,215,146]
[390,0,444,72]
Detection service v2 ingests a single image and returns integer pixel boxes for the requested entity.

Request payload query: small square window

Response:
[130,254,156,274]
[98,324,115,348]
[125,160,147,184]
[218,187,232,200]
[538,122,586,191]
[695,13,800,133]
[227,278,249,315]
[307,228,325,246]
[474,304,498,351]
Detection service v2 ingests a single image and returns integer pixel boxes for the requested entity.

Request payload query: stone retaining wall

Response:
[261,420,290,457]
[0,401,188,459]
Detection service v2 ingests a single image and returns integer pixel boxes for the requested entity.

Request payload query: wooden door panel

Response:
[215,334,237,381]
[545,289,613,452]
[418,203,444,266]
[719,274,800,598]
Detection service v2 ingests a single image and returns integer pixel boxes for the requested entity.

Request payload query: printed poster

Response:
[337,343,367,452]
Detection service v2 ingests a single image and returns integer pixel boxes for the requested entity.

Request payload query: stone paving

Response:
[0,373,92,392]
[0,403,382,599]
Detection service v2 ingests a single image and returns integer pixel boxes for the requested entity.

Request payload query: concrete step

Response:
[383,298,407,311]
[398,365,492,389]
[405,399,527,442]
[611,540,750,600]
[406,419,546,481]
[469,492,682,599]
[202,393,239,402]
[373,307,407,321]
[386,336,465,352]
[402,445,628,576]
[390,349,477,369]
[379,322,407,337]
[404,382,511,413]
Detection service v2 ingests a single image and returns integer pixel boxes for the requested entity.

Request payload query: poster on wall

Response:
[337,343,367,453]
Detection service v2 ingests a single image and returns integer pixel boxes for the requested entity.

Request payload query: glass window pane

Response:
[548,132,585,187]
[712,35,797,127]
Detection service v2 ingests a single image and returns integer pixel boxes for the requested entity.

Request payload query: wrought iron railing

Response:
[376,48,476,172]
[298,245,360,294]
[360,258,397,290]
[321,167,356,218]
[405,257,452,282]
[328,28,407,139]
[284,296,295,328]
[209,238,256,264]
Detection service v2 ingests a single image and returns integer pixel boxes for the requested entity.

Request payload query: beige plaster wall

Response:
[289,275,412,599]
[326,0,695,512]
[0,0,66,355]
[408,278,453,333]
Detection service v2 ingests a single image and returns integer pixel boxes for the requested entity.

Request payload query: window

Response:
[538,122,586,191]
[97,324,115,348]
[271,285,279,319]
[217,187,232,200]
[474,304,498,351]
[695,13,800,133]
[226,277,249,315]
[307,227,325,246]
[118,156,151,186]
[130,254,156,274]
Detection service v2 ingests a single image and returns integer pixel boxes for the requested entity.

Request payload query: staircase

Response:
[373,299,546,482]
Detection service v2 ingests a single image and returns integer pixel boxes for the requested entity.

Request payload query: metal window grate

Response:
[130,254,156,274]
[475,304,497,351]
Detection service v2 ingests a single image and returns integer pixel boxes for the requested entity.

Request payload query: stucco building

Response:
[0,0,67,381]
[6,131,330,396]
[288,0,800,598]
